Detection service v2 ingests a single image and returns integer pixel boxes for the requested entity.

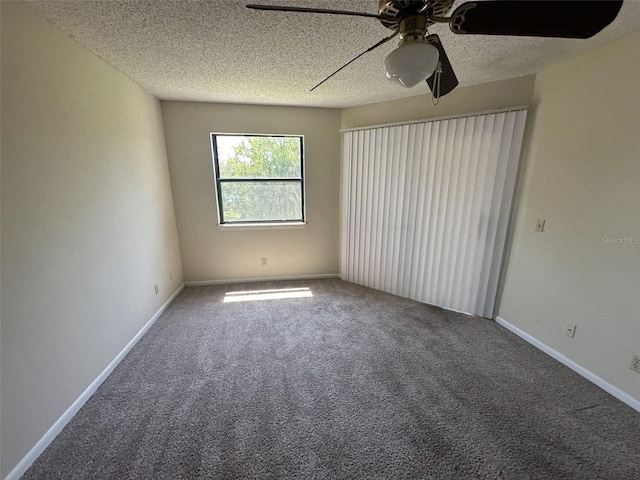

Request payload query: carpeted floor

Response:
[24,279,640,479]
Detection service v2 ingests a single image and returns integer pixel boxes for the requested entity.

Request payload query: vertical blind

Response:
[341,109,527,318]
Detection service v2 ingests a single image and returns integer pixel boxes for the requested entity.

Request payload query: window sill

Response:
[217,222,307,231]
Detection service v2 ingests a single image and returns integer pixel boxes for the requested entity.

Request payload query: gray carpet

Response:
[24,279,640,479]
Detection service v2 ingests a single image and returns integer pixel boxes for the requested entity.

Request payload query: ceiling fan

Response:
[247,0,623,100]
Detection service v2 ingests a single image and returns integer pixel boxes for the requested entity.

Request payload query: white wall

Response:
[498,32,640,403]
[162,101,341,283]
[0,2,184,477]
[341,75,535,129]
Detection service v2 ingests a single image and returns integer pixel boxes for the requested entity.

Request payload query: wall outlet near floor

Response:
[154,284,159,295]
[261,257,267,265]
[563,322,577,338]
[630,354,640,374]
[536,218,546,232]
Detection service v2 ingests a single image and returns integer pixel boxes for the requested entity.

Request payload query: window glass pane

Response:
[219,181,303,222]
[217,136,301,179]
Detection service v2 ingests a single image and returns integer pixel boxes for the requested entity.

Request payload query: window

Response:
[211,134,305,225]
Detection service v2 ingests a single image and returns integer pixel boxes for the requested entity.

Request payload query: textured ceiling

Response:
[25,0,640,108]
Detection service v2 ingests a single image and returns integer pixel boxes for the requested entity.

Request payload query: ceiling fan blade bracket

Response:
[450,2,477,34]
[429,15,454,24]
[448,1,623,39]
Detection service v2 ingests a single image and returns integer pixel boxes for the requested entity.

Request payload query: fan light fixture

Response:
[385,40,439,88]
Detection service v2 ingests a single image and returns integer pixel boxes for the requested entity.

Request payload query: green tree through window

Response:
[212,134,304,224]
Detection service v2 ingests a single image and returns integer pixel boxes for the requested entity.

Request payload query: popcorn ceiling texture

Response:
[26,0,640,108]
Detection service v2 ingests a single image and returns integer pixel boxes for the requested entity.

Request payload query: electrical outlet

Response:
[536,218,546,232]
[563,322,576,338]
[261,257,267,265]
[630,354,640,374]
[154,284,159,295]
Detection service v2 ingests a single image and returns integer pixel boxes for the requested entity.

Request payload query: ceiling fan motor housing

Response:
[378,0,454,30]
[398,15,429,44]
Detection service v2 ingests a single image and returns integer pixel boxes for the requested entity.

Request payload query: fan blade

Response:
[310,32,398,92]
[246,4,386,20]
[450,1,623,39]
[425,35,458,98]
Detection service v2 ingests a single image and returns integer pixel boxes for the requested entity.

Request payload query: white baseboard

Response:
[495,316,640,414]
[5,284,185,480]
[185,273,340,287]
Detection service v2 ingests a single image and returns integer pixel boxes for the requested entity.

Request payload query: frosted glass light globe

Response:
[385,41,439,88]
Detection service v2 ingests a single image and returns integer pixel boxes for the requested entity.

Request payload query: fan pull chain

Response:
[431,61,442,106]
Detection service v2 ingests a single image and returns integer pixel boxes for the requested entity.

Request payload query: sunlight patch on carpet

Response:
[223,287,312,303]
